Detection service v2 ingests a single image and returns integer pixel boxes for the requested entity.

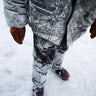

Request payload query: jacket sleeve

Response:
[4,0,28,28]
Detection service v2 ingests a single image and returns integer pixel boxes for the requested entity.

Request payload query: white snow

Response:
[0,1,96,96]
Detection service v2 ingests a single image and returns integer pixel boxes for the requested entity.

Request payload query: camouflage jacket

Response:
[4,0,96,45]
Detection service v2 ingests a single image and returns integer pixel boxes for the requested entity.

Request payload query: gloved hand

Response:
[90,20,96,39]
[10,27,25,44]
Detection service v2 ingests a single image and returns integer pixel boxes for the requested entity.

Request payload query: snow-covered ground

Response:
[0,1,96,96]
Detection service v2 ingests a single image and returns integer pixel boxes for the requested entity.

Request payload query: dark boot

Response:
[33,87,44,96]
[55,68,70,80]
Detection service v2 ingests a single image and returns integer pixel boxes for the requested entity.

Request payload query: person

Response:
[4,0,96,96]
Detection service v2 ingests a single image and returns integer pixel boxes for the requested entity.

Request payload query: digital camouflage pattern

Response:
[4,0,96,95]
[32,34,67,93]
[4,0,96,45]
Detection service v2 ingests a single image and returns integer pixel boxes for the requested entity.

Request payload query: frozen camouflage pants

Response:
[32,34,68,89]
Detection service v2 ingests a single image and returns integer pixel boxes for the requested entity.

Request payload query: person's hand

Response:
[10,27,25,44]
[90,20,96,39]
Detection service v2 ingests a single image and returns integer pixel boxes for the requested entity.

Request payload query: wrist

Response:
[10,27,25,33]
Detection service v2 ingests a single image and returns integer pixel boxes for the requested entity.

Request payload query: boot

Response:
[33,87,44,96]
[55,68,70,80]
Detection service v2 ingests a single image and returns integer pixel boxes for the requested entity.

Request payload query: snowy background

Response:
[0,0,96,96]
